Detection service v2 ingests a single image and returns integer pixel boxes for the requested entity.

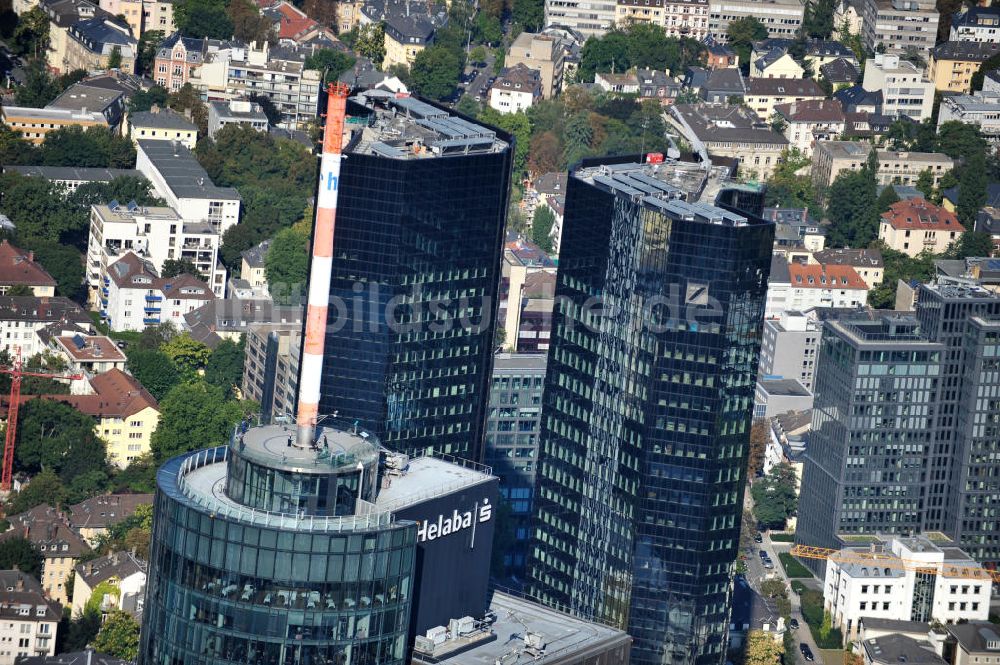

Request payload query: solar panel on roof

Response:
[593,175,642,198]
[126,200,138,212]
[72,334,86,350]
[109,199,120,210]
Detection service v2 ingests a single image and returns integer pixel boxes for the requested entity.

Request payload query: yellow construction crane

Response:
[789,544,1000,584]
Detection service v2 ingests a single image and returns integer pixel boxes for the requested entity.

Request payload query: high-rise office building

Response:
[795,315,945,558]
[317,92,513,462]
[527,156,773,664]
[485,352,547,579]
[797,279,1000,570]
[139,420,499,665]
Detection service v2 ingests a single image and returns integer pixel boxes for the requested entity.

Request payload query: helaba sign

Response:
[416,499,492,544]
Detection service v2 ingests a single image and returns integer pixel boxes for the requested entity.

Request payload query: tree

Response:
[12,7,48,57]
[765,148,818,210]
[302,0,338,26]
[355,21,386,68]
[135,30,164,76]
[129,85,170,113]
[7,469,67,516]
[0,538,42,578]
[802,0,836,38]
[228,0,273,43]
[531,206,555,253]
[14,58,62,107]
[868,247,936,309]
[160,333,211,376]
[59,609,101,653]
[150,381,251,461]
[562,110,594,167]
[110,453,157,494]
[176,0,234,39]
[204,338,245,397]
[265,226,310,304]
[512,0,544,31]
[950,231,994,258]
[4,284,33,297]
[168,84,209,136]
[751,463,798,529]
[916,168,935,200]
[726,16,768,69]
[92,611,140,661]
[528,131,562,175]
[747,419,769,478]
[745,630,784,665]
[409,45,463,100]
[107,46,122,69]
[456,94,481,118]
[38,126,136,169]
[876,185,900,214]
[304,49,356,82]
[957,150,988,227]
[125,349,180,401]
[161,258,202,278]
[473,13,502,45]
[479,107,532,178]
[135,322,177,351]
[826,165,879,248]
[23,242,83,299]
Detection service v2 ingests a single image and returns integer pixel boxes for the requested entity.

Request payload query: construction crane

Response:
[790,543,1000,584]
[0,347,83,492]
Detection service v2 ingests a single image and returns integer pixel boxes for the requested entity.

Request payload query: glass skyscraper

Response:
[317,93,513,462]
[527,156,773,664]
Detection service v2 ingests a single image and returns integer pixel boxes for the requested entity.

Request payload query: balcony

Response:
[145,294,163,302]
[143,317,160,324]
[103,276,110,285]
[144,306,161,314]
[101,287,109,296]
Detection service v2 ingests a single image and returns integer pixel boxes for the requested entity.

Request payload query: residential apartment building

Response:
[544,0,616,36]
[811,141,954,189]
[824,536,990,642]
[183,297,302,347]
[239,239,270,298]
[40,331,127,376]
[746,77,827,119]
[765,259,869,318]
[97,0,173,38]
[64,17,137,74]
[101,252,214,331]
[87,203,225,308]
[773,99,846,156]
[0,106,109,145]
[505,31,565,98]
[0,297,92,358]
[879,198,964,257]
[861,54,935,120]
[614,0,710,41]
[668,103,789,180]
[48,82,127,129]
[489,64,542,113]
[71,551,146,619]
[927,41,1000,92]
[759,309,821,390]
[500,236,557,353]
[709,0,805,40]
[207,100,268,138]
[751,48,804,78]
[383,14,436,68]
[40,0,102,75]
[241,323,300,424]
[128,108,198,149]
[187,41,322,129]
[0,506,91,606]
[861,0,939,54]
[0,571,60,665]
[0,241,57,297]
[485,353,546,580]
[947,622,1000,664]
[135,139,241,235]
[950,6,1000,42]
[754,377,813,418]
[68,493,153,545]
[153,32,228,91]
[813,247,885,288]
[527,156,772,664]
[937,90,1000,144]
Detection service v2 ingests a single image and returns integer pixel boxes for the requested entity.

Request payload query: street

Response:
[744,531,827,665]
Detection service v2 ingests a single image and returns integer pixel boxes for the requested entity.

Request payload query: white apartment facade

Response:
[0,571,60,665]
[102,253,214,331]
[825,536,991,643]
[861,0,938,54]
[862,54,935,120]
[709,0,805,40]
[545,0,616,36]
[0,298,92,359]
[88,203,226,311]
[938,91,1000,145]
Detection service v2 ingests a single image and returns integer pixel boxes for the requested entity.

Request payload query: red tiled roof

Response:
[881,198,963,232]
[55,335,127,363]
[272,2,319,40]
[0,369,157,420]
[0,240,57,288]
[788,263,868,290]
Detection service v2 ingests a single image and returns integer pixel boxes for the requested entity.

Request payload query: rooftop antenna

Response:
[295,82,351,447]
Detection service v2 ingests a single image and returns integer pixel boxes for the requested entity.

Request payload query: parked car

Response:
[759,550,768,559]
[790,618,799,630]
[754,533,763,543]
[800,644,814,661]
[762,559,774,569]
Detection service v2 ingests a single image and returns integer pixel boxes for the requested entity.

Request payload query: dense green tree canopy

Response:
[531,206,555,253]
[174,0,233,38]
[726,16,768,69]
[125,349,181,401]
[512,0,544,31]
[93,611,141,661]
[161,258,202,279]
[304,49,357,82]
[409,45,464,100]
[578,23,705,82]
[160,333,211,377]
[151,381,252,461]
[7,468,67,515]
[204,338,245,397]
[826,163,879,248]
[750,463,798,529]
[0,538,42,578]
[265,226,310,304]
[765,149,819,210]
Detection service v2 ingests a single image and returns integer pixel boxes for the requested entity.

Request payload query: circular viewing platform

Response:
[230,420,381,475]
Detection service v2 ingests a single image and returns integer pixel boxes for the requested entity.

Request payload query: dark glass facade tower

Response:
[795,316,945,564]
[527,157,773,664]
[317,94,513,462]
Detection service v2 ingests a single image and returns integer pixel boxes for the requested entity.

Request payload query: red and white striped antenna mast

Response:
[295,82,351,447]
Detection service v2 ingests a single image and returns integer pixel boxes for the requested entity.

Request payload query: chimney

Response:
[27,251,33,262]
[151,104,160,114]
[15,577,22,592]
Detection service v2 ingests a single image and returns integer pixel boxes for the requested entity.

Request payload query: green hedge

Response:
[800,589,844,649]
[770,533,795,542]
[779,552,813,578]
